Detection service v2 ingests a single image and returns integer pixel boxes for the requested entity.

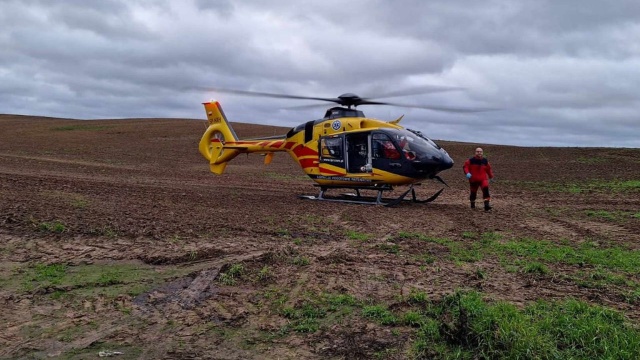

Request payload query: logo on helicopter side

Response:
[331,120,342,131]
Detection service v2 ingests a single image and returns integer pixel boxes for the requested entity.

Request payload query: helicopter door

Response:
[319,135,346,174]
[346,132,371,173]
[371,132,403,172]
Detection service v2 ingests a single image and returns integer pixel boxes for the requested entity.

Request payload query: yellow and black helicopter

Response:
[198,87,482,206]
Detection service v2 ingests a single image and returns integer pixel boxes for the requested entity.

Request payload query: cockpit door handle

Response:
[389,163,402,168]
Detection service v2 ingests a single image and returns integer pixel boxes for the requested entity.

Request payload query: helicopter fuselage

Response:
[199,101,454,189]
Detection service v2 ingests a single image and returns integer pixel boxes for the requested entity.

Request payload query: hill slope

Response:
[1,115,639,358]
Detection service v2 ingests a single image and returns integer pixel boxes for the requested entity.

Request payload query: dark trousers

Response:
[469,180,490,202]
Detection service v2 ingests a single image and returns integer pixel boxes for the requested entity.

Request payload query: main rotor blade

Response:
[366,85,465,100]
[202,87,341,104]
[359,100,499,113]
[284,103,335,110]
[197,86,497,113]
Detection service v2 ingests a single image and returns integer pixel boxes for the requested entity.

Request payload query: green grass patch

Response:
[406,288,430,305]
[399,231,639,273]
[586,210,618,220]
[573,267,636,290]
[30,263,67,285]
[522,261,549,275]
[461,231,477,239]
[271,292,363,334]
[397,231,639,298]
[377,243,400,254]
[11,262,179,297]
[396,232,491,263]
[241,285,640,358]
[272,288,640,359]
[291,256,310,266]
[362,304,398,325]
[326,293,358,307]
[346,230,372,241]
[585,209,639,221]
[256,266,272,282]
[219,263,245,285]
[38,220,66,233]
[495,239,639,273]
[281,302,327,333]
[523,179,640,193]
[410,291,640,359]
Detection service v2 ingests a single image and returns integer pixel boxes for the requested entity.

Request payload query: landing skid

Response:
[299,184,444,207]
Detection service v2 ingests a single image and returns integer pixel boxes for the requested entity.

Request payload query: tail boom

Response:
[199,101,287,174]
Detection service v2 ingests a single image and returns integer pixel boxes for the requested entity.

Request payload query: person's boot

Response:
[484,201,492,211]
[470,202,476,209]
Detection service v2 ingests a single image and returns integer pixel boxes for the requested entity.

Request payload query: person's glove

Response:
[465,173,472,179]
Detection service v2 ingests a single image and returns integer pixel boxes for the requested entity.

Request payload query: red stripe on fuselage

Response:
[227,140,286,149]
[299,158,317,169]
[318,166,344,175]
[292,144,318,158]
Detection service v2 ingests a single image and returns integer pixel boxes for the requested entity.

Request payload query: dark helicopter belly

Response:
[372,159,435,180]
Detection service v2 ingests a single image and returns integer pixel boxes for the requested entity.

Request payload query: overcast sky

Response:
[1,0,639,147]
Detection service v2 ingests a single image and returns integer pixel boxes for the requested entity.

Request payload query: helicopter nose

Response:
[441,153,454,170]
[411,152,454,174]
[432,154,454,172]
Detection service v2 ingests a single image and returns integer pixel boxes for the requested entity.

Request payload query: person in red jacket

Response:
[463,147,494,211]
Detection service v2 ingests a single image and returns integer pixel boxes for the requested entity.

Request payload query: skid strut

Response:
[299,184,444,206]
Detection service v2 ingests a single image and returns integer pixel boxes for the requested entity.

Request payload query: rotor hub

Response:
[337,93,363,108]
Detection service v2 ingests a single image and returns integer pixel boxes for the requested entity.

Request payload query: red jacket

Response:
[463,156,494,183]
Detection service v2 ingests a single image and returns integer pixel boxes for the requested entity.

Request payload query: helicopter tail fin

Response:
[199,101,241,174]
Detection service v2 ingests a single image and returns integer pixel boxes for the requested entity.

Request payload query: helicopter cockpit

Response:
[319,127,453,178]
[374,128,453,173]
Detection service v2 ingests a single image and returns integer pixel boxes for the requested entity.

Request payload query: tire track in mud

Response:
[522,215,640,245]
[0,153,140,170]
[0,169,310,198]
[133,250,267,313]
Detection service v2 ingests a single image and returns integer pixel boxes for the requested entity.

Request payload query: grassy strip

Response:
[411,291,640,359]
[495,238,640,273]
[505,179,640,193]
[1,262,181,297]
[400,232,640,274]
[396,232,640,303]
[269,289,640,359]
[585,210,640,221]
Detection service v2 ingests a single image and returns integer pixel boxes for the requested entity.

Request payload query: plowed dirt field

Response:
[1,114,639,359]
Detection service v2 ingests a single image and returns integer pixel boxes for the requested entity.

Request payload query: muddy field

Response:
[1,114,639,359]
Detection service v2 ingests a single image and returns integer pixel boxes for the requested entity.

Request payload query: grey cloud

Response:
[0,0,638,146]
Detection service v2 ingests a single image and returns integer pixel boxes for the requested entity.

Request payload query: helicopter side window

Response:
[372,133,400,160]
[320,136,343,160]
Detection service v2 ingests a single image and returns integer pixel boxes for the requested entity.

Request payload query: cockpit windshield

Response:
[405,129,441,150]
[380,128,442,158]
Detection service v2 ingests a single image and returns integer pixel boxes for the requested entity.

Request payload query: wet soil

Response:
[1,114,639,358]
